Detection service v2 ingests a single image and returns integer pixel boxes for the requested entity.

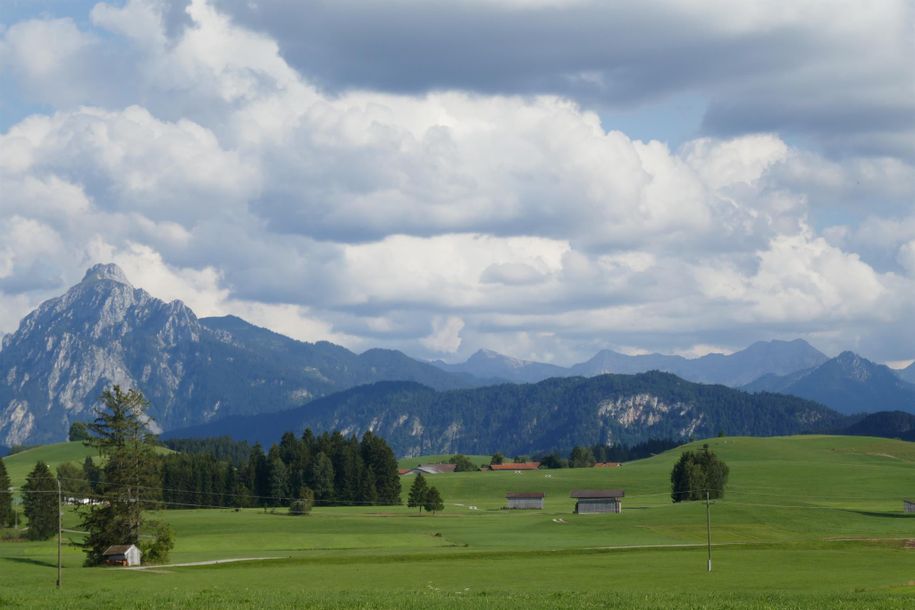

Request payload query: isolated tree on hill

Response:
[79,386,169,566]
[448,454,477,472]
[407,473,429,512]
[22,461,57,540]
[490,452,505,465]
[423,486,444,515]
[670,444,730,503]
[0,458,13,527]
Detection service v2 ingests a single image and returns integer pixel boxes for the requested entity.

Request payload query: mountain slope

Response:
[0,264,483,446]
[165,371,843,456]
[744,352,915,415]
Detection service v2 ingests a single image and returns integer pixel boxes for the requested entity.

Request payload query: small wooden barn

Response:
[570,489,624,514]
[485,462,541,471]
[505,492,545,510]
[102,544,142,567]
[905,499,914,513]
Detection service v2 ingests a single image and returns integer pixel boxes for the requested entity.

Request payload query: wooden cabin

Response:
[905,499,914,513]
[570,489,624,514]
[102,544,142,567]
[505,492,545,510]
[485,462,541,471]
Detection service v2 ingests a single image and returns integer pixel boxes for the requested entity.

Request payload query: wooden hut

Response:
[905,499,915,513]
[485,462,541,471]
[505,492,545,510]
[570,489,624,514]
[102,544,142,567]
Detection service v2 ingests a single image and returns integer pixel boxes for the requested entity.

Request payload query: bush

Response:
[289,487,315,515]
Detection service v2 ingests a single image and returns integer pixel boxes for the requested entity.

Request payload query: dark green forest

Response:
[166,371,844,456]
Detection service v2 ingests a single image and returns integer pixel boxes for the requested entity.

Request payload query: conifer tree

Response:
[407,472,429,512]
[79,386,167,565]
[423,486,444,515]
[22,461,57,540]
[0,458,13,527]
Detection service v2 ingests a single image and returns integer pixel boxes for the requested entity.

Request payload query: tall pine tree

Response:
[407,473,429,512]
[22,461,57,540]
[0,458,13,527]
[79,386,167,565]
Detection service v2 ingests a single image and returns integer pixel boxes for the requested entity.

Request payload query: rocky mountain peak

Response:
[80,263,133,287]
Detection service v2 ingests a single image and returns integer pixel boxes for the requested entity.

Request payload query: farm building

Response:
[570,489,624,514]
[593,462,621,468]
[905,499,914,513]
[410,464,457,475]
[102,544,142,567]
[485,462,541,471]
[505,492,545,510]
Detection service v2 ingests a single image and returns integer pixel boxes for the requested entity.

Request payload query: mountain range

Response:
[435,339,830,387]
[0,264,482,446]
[1,263,913,449]
[742,351,915,415]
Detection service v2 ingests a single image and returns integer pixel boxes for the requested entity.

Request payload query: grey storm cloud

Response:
[210,0,915,159]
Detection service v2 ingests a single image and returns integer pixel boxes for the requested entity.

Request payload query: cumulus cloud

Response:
[0,0,912,364]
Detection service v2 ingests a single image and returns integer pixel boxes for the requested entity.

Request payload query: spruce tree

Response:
[79,386,166,565]
[407,472,429,512]
[0,458,13,527]
[22,461,57,540]
[423,486,444,515]
[311,452,335,503]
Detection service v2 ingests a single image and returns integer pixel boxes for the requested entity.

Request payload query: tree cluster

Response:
[447,454,478,472]
[670,444,730,502]
[406,473,444,514]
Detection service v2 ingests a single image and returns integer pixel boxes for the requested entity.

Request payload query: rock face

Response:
[0,264,479,446]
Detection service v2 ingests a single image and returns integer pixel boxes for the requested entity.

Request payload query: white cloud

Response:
[0,0,912,365]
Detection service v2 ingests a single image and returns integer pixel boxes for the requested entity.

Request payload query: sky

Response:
[1,0,914,367]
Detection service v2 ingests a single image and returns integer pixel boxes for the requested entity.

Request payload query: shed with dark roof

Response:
[570,489,624,514]
[505,492,545,510]
[905,499,914,513]
[102,544,142,567]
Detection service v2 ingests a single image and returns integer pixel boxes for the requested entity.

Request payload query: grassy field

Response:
[2,435,914,608]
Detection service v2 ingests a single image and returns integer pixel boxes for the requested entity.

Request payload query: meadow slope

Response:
[1,435,913,609]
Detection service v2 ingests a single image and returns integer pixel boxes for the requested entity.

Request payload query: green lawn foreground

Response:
[1,435,914,609]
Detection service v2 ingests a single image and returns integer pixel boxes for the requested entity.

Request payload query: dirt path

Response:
[126,557,283,570]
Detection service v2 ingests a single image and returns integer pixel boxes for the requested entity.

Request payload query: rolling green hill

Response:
[2,442,98,489]
[2,435,914,609]
[2,441,173,489]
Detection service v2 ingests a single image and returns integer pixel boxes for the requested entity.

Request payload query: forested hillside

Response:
[166,371,843,456]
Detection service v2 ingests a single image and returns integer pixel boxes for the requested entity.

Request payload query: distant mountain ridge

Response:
[435,339,829,387]
[743,351,915,415]
[165,371,844,456]
[0,264,485,446]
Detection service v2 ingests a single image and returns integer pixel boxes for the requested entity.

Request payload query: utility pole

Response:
[57,478,62,589]
[705,490,712,573]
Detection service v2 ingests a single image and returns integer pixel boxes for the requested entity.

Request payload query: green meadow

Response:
[2,435,914,608]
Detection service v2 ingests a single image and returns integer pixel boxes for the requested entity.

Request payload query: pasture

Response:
[2,435,914,608]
